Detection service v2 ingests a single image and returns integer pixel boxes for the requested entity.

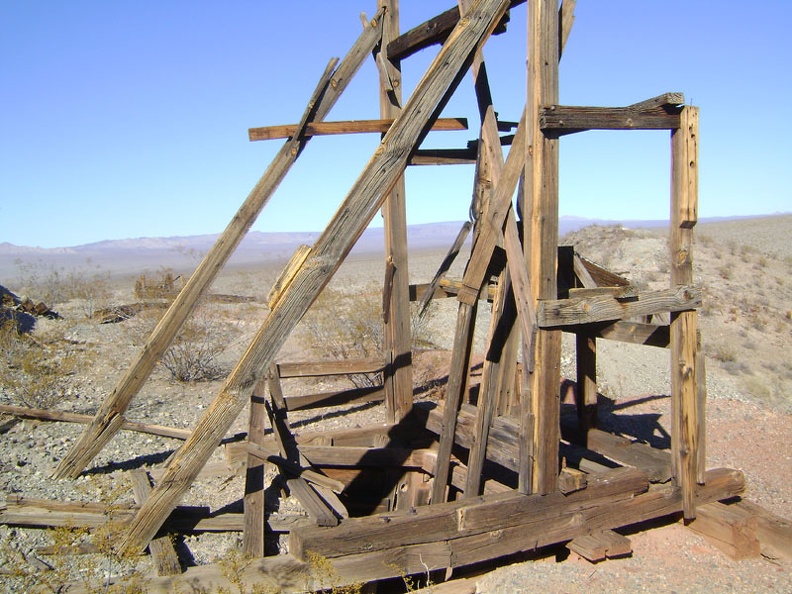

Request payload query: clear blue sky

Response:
[2,1,790,248]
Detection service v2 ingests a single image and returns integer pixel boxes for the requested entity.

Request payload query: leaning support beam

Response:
[670,105,700,520]
[53,11,386,481]
[119,0,513,554]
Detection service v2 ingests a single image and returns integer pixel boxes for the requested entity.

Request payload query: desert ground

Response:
[1,215,791,592]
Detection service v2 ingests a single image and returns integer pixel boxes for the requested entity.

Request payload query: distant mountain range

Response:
[0,215,776,278]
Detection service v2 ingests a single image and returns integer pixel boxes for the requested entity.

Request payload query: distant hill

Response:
[1,215,781,279]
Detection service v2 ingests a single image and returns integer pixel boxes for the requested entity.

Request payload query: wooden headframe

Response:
[51,0,703,558]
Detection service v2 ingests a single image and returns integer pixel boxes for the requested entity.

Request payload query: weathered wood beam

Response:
[525,0,561,496]
[670,105,700,520]
[416,220,472,319]
[119,0,513,554]
[575,332,598,436]
[409,148,477,165]
[563,320,671,348]
[537,285,701,328]
[567,529,632,562]
[292,466,648,560]
[687,501,760,560]
[732,499,792,561]
[130,471,182,576]
[540,92,686,135]
[0,404,191,440]
[242,382,267,557]
[248,117,468,141]
[284,386,385,412]
[386,0,525,62]
[52,11,387,481]
[379,0,413,424]
[276,358,385,378]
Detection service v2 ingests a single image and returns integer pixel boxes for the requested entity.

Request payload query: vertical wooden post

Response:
[575,332,597,441]
[523,0,561,495]
[379,0,413,423]
[243,378,268,558]
[670,105,700,520]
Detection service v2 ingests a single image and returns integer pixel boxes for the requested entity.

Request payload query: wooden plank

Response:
[559,0,576,56]
[130,471,182,575]
[119,0,512,553]
[52,11,387,482]
[300,445,429,469]
[416,221,472,319]
[431,298,478,503]
[687,501,760,560]
[247,442,344,494]
[379,0,413,424]
[409,148,477,165]
[291,467,648,561]
[575,332,598,437]
[242,383,267,557]
[276,357,385,378]
[450,468,744,568]
[386,1,525,62]
[286,478,338,527]
[540,92,686,134]
[732,499,792,561]
[537,286,701,328]
[557,466,587,495]
[0,404,192,440]
[248,117,468,141]
[670,106,700,520]
[525,0,561,496]
[564,320,670,348]
[580,427,673,484]
[456,111,527,305]
[567,529,632,562]
[284,386,385,412]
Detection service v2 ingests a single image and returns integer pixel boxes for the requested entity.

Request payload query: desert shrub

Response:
[299,286,384,389]
[160,305,231,383]
[14,258,112,317]
[0,319,90,409]
[299,284,438,389]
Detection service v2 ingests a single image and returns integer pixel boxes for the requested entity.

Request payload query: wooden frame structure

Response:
[28,0,768,590]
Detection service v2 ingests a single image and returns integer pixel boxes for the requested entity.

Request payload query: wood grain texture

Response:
[248,117,467,141]
[537,285,701,327]
[670,106,700,520]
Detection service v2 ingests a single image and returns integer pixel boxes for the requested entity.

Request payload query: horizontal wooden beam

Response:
[284,386,385,412]
[563,320,671,348]
[386,1,524,62]
[276,358,385,378]
[409,148,477,165]
[541,92,686,135]
[537,285,701,328]
[249,117,468,141]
